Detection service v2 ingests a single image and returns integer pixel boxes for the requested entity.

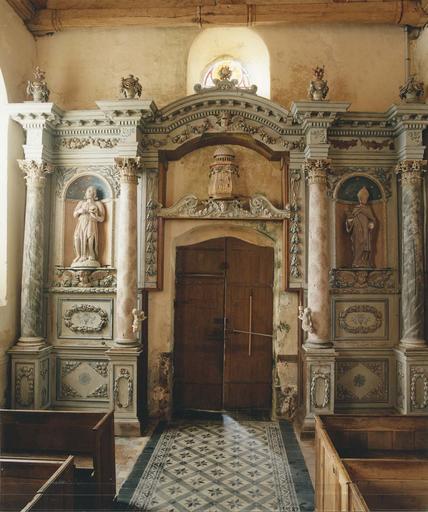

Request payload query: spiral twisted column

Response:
[17,160,52,347]
[396,159,427,348]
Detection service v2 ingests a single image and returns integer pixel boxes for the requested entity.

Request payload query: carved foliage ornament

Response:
[194,65,258,95]
[58,137,120,150]
[159,195,290,220]
[338,304,382,334]
[396,160,427,184]
[329,269,394,292]
[310,370,330,409]
[27,66,49,102]
[114,157,142,184]
[18,160,53,186]
[289,169,302,279]
[303,159,331,184]
[53,268,117,290]
[63,304,109,334]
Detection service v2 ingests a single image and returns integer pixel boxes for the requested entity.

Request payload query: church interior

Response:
[1,0,428,510]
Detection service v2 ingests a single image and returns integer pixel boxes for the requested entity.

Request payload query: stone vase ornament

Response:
[26,67,50,102]
[208,146,240,200]
[120,74,142,99]
[399,75,425,103]
[308,65,329,101]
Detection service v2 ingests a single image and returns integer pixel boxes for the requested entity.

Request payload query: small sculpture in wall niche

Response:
[208,146,240,200]
[71,186,105,268]
[345,186,376,268]
[120,74,142,99]
[26,66,50,102]
[308,65,329,101]
[298,306,314,333]
[132,309,147,336]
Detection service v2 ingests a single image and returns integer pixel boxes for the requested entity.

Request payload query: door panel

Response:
[174,237,273,412]
[224,238,273,409]
[174,239,225,411]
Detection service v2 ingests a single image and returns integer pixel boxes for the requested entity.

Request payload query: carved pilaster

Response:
[396,159,427,348]
[17,160,52,347]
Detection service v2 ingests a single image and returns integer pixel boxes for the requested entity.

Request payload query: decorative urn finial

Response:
[308,65,329,101]
[399,75,425,103]
[120,74,142,99]
[26,66,50,102]
[208,146,240,200]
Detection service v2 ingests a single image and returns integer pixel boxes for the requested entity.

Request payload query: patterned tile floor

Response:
[116,416,314,512]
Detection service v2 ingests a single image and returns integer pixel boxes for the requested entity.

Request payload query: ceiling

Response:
[7,0,428,36]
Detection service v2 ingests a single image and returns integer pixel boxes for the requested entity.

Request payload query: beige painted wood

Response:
[7,0,428,34]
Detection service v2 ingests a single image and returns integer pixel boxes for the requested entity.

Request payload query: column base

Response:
[399,338,427,350]
[8,345,52,409]
[394,346,428,414]
[304,340,334,350]
[16,337,47,349]
[113,338,140,349]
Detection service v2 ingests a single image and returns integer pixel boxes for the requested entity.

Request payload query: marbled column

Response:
[114,157,141,347]
[17,160,52,347]
[303,159,332,348]
[396,160,427,348]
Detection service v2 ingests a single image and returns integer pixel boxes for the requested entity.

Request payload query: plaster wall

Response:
[413,27,428,94]
[0,1,36,405]
[35,24,404,112]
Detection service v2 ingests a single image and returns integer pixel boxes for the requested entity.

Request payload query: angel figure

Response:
[132,308,147,335]
[298,305,314,334]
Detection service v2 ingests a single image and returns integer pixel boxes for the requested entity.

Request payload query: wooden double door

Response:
[174,237,274,411]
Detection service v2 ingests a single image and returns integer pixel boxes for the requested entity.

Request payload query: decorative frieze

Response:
[52,268,116,291]
[329,268,394,293]
[159,195,290,220]
[57,136,120,150]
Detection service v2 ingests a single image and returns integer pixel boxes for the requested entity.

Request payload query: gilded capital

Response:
[18,160,52,187]
[303,159,330,185]
[114,156,142,184]
[396,160,427,184]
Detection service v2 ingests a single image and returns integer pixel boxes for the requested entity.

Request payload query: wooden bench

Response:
[0,409,116,510]
[315,415,428,512]
[0,456,74,511]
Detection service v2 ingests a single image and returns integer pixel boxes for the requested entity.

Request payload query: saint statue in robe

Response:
[345,186,376,268]
[71,186,105,268]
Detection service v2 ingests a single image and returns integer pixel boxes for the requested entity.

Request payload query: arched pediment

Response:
[142,86,304,156]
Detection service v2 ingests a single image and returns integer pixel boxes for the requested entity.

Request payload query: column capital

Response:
[302,158,331,185]
[18,160,53,187]
[396,159,427,184]
[114,156,143,184]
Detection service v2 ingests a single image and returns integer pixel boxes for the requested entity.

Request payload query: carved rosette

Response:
[396,160,427,184]
[303,159,330,185]
[18,160,53,187]
[114,157,142,184]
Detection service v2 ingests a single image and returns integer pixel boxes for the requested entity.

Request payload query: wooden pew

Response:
[0,456,74,511]
[315,415,428,512]
[0,410,116,510]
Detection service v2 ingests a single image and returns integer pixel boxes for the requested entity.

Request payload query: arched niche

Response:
[63,174,113,268]
[333,173,387,269]
[187,27,270,98]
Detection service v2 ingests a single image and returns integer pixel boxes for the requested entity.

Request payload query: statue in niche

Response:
[345,186,376,268]
[71,186,105,268]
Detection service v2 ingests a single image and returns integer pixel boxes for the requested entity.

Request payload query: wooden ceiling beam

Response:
[8,0,428,35]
